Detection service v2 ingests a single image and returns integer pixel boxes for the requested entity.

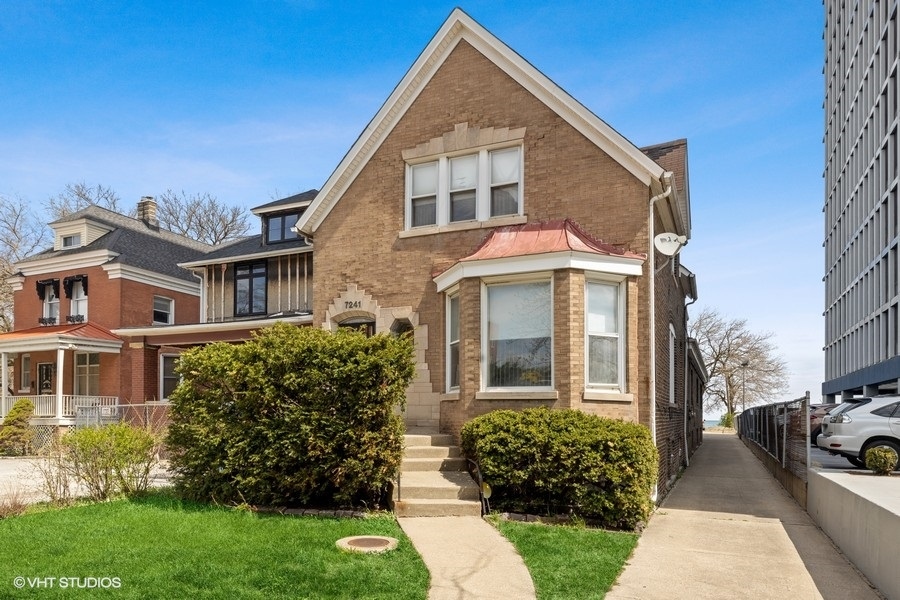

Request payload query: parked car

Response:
[816,396,900,469]
[809,403,839,443]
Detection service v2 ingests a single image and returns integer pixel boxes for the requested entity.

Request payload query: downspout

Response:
[648,173,673,502]
[683,294,698,468]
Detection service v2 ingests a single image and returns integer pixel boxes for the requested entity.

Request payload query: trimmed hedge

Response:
[461,407,657,530]
[166,323,414,508]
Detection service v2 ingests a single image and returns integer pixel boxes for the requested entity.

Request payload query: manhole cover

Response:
[336,536,398,554]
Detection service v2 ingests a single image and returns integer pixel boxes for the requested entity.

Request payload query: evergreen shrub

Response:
[166,323,414,508]
[461,407,658,530]
[0,398,35,456]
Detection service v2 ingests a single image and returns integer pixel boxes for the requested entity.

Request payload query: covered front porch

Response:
[0,322,123,425]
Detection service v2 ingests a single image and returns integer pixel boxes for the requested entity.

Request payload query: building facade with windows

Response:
[296,9,702,492]
[823,0,900,400]
[0,198,209,425]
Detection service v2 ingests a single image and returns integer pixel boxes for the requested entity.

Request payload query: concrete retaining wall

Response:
[740,436,807,509]
[807,469,900,600]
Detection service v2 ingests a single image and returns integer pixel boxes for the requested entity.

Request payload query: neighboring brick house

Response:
[111,190,316,402]
[0,198,209,426]
[295,9,703,493]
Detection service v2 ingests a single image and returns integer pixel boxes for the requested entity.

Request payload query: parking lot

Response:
[809,445,862,470]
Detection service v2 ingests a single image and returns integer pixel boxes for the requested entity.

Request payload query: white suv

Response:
[816,396,900,469]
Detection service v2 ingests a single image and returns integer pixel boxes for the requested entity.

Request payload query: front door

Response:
[37,363,54,395]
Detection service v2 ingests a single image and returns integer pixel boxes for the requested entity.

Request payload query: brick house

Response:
[294,9,705,493]
[0,198,209,427]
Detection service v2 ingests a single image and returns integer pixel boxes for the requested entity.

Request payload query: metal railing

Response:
[75,402,170,431]
[736,392,810,482]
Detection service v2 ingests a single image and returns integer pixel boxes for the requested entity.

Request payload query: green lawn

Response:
[496,519,638,599]
[0,492,428,600]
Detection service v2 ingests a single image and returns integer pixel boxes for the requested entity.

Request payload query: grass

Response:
[0,491,428,599]
[496,519,638,599]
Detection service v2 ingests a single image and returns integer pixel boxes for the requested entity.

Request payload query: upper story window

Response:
[36,279,60,325]
[62,234,81,248]
[266,213,300,244]
[235,261,267,316]
[63,275,88,323]
[153,296,173,325]
[406,146,522,229]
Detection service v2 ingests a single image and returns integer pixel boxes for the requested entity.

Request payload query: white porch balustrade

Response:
[0,395,118,419]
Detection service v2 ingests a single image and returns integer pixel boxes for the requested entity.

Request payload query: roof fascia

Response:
[101,263,201,296]
[179,245,312,269]
[16,250,117,277]
[297,8,665,237]
[250,199,313,217]
[113,314,313,339]
[434,250,644,292]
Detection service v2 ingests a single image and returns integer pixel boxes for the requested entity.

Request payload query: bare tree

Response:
[0,195,51,331]
[689,306,789,417]
[46,182,129,219]
[156,190,251,245]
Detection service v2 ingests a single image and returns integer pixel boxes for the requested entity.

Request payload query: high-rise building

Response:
[823,1,899,400]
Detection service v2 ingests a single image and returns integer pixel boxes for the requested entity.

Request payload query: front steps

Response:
[392,433,481,517]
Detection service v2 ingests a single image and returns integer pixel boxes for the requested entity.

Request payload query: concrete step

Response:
[404,433,455,447]
[392,498,482,517]
[403,445,462,459]
[401,457,468,472]
[393,470,480,500]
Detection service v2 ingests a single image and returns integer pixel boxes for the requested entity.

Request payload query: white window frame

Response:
[19,354,30,393]
[405,145,523,230]
[669,323,676,405]
[62,233,81,248]
[481,274,553,392]
[153,296,173,325]
[446,288,460,392]
[70,280,88,321]
[160,354,180,402]
[584,278,627,392]
[43,285,59,322]
[74,352,100,396]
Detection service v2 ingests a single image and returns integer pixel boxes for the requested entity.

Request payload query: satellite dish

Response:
[654,233,687,256]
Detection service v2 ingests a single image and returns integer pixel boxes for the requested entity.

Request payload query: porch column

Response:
[1,352,7,415]
[56,347,65,418]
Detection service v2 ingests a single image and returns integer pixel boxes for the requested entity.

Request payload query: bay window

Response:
[447,292,460,390]
[484,279,551,389]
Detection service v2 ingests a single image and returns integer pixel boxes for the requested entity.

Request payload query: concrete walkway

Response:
[398,516,536,600]
[607,432,883,600]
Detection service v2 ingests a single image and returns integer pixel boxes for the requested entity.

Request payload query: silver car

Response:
[816,396,900,469]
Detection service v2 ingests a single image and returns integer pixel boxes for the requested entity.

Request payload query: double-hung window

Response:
[484,279,552,389]
[586,281,625,390]
[447,292,460,390]
[407,146,522,229]
[153,296,173,325]
[70,281,87,321]
[235,261,267,316]
[43,283,60,324]
[160,355,180,401]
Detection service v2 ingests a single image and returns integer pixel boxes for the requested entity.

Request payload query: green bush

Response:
[461,407,658,530]
[0,398,35,456]
[865,447,897,475]
[166,322,415,508]
[61,423,160,500]
[719,412,735,428]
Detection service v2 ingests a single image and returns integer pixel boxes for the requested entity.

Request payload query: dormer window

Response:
[266,212,300,244]
[62,233,81,248]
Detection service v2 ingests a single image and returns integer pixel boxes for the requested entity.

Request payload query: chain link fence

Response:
[74,402,170,431]
[736,393,810,482]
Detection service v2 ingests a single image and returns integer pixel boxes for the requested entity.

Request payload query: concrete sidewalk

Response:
[607,432,883,600]
[398,516,536,600]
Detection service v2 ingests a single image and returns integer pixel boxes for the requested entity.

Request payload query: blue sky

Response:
[0,2,823,407]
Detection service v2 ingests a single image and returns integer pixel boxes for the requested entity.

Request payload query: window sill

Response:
[475,390,558,401]
[583,391,633,403]
[440,392,460,401]
[399,215,528,239]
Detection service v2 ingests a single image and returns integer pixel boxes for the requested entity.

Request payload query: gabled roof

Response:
[21,205,212,282]
[0,322,123,353]
[434,219,646,292]
[297,8,671,238]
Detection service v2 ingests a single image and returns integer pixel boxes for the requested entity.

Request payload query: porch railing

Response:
[0,395,118,419]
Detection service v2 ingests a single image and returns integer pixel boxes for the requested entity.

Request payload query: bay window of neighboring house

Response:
[160,355,180,401]
[235,262,267,316]
[483,279,552,389]
[407,146,522,229]
[585,280,626,390]
[74,353,100,396]
[446,291,460,391]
